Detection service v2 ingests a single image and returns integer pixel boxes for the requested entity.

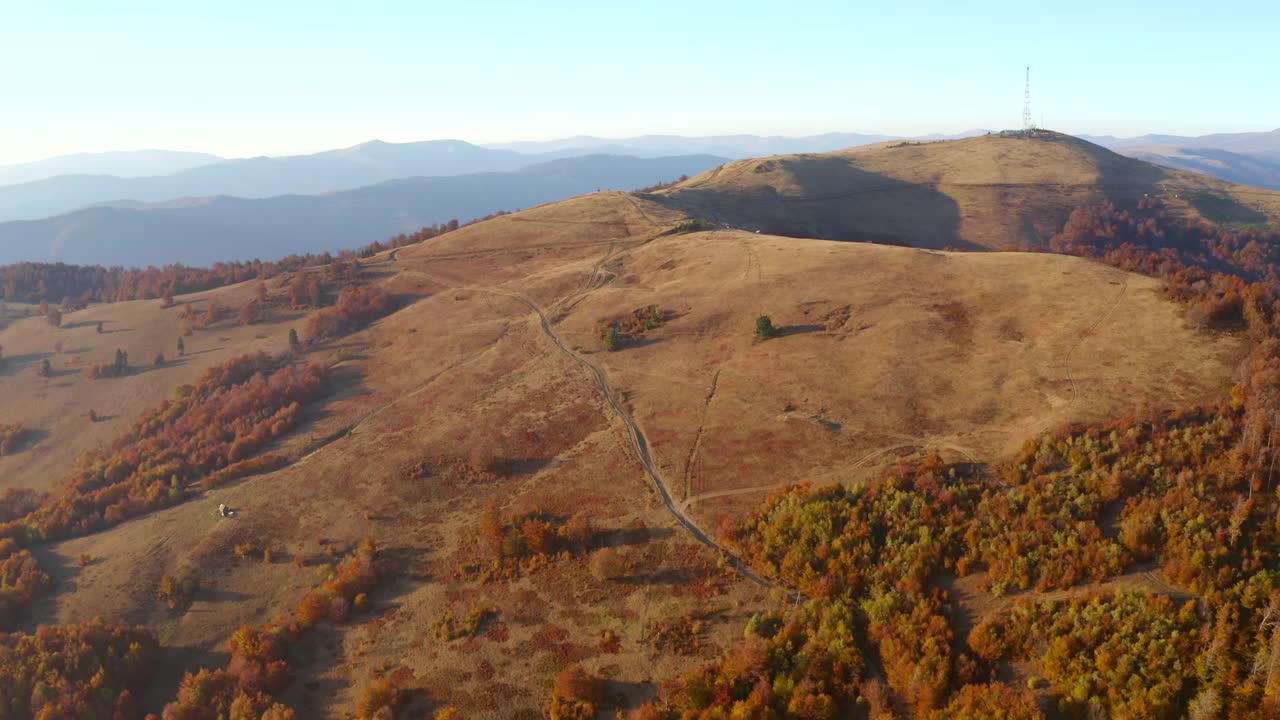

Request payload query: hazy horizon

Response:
[5,125,1279,168]
[4,0,1278,164]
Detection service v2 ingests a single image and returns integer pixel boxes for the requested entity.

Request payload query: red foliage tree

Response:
[304,285,396,342]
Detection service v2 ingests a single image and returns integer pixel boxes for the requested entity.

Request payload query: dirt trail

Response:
[1019,265,1130,441]
[680,435,982,511]
[682,368,722,502]
[404,266,771,588]
[1062,271,1129,409]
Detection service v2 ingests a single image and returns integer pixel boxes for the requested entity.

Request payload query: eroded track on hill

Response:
[679,435,982,512]
[402,265,772,589]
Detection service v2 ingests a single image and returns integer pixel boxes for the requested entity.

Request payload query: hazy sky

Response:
[3,0,1277,163]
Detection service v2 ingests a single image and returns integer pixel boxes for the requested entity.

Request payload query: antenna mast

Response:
[1022,66,1033,131]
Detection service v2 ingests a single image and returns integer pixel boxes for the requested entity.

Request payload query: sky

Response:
[2,0,1277,163]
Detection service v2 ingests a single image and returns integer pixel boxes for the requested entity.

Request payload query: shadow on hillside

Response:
[20,428,50,449]
[0,350,52,377]
[663,156,971,249]
[134,358,191,375]
[601,526,674,548]
[488,456,553,477]
[18,547,79,630]
[774,323,824,337]
[1088,139,1267,222]
[256,369,373,463]
[281,626,360,718]
[616,567,696,586]
[44,365,81,379]
[605,678,658,711]
[623,335,665,350]
[390,291,431,309]
[277,542,438,718]
[1190,191,1270,225]
[141,645,231,715]
[62,319,104,330]
[1,428,49,455]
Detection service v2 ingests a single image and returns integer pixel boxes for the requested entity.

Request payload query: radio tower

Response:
[1022,66,1034,131]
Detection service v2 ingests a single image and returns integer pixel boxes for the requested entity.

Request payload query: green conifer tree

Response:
[755,314,775,339]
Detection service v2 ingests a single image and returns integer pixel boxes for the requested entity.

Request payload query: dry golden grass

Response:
[659,131,1280,249]
[0,280,313,492]
[8,134,1266,716]
[549,230,1244,525]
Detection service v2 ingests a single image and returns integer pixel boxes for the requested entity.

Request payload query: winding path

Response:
[405,267,772,589]
[679,437,982,511]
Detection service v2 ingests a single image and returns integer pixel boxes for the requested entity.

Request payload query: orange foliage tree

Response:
[304,285,396,342]
[0,619,158,720]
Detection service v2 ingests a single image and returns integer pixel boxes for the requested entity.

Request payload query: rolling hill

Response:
[5,132,1280,717]
[0,154,726,267]
[1,189,1243,717]
[9,129,1273,226]
[653,130,1280,249]
[484,130,989,159]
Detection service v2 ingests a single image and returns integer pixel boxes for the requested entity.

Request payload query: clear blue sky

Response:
[2,0,1276,163]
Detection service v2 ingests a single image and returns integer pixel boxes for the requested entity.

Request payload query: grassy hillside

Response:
[0,170,1252,716]
[659,130,1280,248]
[0,155,725,266]
[0,279,321,494]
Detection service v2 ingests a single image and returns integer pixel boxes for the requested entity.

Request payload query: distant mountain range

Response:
[484,131,992,159]
[1082,129,1280,156]
[1081,129,1280,189]
[0,140,542,222]
[0,135,1002,224]
[1115,146,1280,191]
[0,154,726,267]
[5,129,1277,225]
[0,149,223,187]
[2,128,1278,269]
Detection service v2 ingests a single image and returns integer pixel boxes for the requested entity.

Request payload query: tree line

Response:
[0,215,498,306]
[636,200,1280,718]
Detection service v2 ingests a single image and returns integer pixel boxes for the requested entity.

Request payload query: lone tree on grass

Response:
[96,321,103,334]
[755,314,776,340]
[603,325,620,352]
[177,337,185,356]
[288,328,302,354]
[39,359,52,378]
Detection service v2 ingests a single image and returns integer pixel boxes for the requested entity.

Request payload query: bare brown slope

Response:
[657,131,1280,249]
[23,192,1245,717]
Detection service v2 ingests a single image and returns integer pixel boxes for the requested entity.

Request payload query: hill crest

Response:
[655,130,1280,249]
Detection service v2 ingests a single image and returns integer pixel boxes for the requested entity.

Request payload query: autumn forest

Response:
[3,190,1280,719]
